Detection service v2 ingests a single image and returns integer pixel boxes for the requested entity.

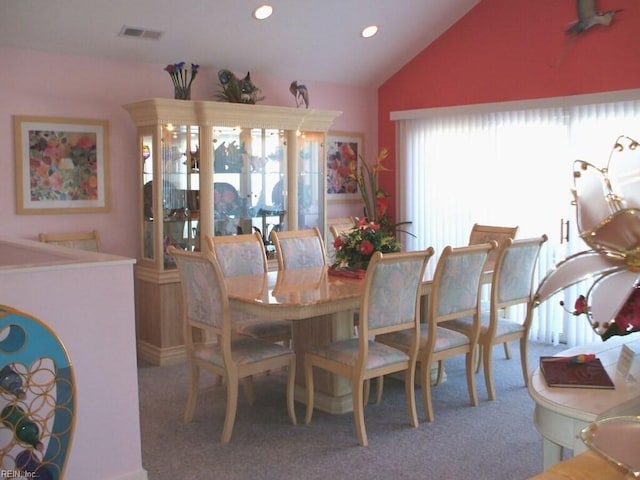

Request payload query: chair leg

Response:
[286,356,297,426]
[503,341,512,359]
[465,351,479,407]
[519,337,530,387]
[221,377,239,443]
[352,377,367,446]
[184,364,200,423]
[404,367,418,428]
[483,343,496,401]
[242,375,255,405]
[304,358,315,424]
[375,376,384,405]
[475,346,483,373]
[435,360,445,385]
[420,361,435,422]
[363,378,371,406]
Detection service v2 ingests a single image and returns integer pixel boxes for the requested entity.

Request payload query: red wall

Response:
[378,0,640,214]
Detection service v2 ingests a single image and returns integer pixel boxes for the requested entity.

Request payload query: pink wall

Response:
[0,47,375,258]
[378,0,640,215]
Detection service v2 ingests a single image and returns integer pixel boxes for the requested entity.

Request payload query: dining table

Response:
[225,266,430,414]
[225,264,491,415]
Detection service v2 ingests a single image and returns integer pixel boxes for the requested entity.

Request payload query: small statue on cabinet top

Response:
[216,70,264,104]
[290,81,309,108]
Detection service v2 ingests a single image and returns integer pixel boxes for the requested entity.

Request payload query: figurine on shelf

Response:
[289,81,309,108]
[216,70,264,104]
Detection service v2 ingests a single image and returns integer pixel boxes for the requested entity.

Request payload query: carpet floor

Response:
[137,341,566,480]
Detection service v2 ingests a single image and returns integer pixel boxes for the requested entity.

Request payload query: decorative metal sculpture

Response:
[533,135,640,340]
[216,70,264,104]
[0,305,75,479]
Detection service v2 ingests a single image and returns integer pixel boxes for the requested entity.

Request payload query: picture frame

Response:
[14,115,110,214]
[326,131,363,202]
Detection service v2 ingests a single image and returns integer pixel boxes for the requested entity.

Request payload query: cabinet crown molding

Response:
[123,98,342,132]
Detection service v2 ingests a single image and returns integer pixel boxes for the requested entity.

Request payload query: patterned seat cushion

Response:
[442,313,524,339]
[379,324,470,353]
[308,338,409,369]
[194,337,292,367]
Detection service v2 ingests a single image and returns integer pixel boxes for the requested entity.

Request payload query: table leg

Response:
[291,310,355,414]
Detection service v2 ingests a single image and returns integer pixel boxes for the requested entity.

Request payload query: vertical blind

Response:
[393,90,640,346]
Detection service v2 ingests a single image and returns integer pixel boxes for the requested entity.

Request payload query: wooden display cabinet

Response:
[124,99,341,365]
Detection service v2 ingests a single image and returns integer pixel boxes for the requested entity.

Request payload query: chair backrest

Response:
[328,217,356,241]
[271,227,328,270]
[492,235,548,311]
[430,243,497,325]
[358,249,434,342]
[38,230,102,252]
[170,247,229,335]
[468,223,518,272]
[206,232,268,277]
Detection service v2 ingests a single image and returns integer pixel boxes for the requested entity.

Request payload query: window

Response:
[393,90,640,346]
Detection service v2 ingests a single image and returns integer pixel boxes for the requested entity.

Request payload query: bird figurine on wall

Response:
[290,81,309,109]
[566,0,623,34]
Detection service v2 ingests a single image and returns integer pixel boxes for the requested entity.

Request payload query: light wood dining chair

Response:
[440,235,547,400]
[206,232,292,346]
[271,227,328,270]
[304,248,434,446]
[468,223,519,359]
[328,216,356,241]
[38,230,102,252]
[377,242,496,422]
[170,247,296,443]
[468,223,518,273]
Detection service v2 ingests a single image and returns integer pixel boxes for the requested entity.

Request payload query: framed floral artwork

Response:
[326,131,363,201]
[14,115,110,214]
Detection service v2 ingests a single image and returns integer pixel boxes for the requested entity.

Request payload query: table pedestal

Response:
[292,310,355,414]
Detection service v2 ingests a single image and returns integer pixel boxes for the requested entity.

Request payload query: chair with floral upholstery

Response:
[38,230,102,252]
[206,232,291,346]
[304,248,434,446]
[271,226,328,270]
[327,216,356,260]
[468,223,519,359]
[441,235,547,400]
[377,242,495,422]
[170,247,296,443]
[328,217,356,242]
[468,223,518,273]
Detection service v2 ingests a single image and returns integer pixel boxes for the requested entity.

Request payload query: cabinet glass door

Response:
[212,127,286,255]
[297,131,325,234]
[141,123,200,268]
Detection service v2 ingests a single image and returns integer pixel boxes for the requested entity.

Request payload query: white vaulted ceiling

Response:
[0,0,479,87]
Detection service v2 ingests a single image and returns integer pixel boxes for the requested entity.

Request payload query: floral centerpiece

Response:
[165,62,199,100]
[331,148,410,274]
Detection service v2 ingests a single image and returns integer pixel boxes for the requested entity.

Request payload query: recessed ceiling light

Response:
[361,25,378,38]
[253,5,273,20]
